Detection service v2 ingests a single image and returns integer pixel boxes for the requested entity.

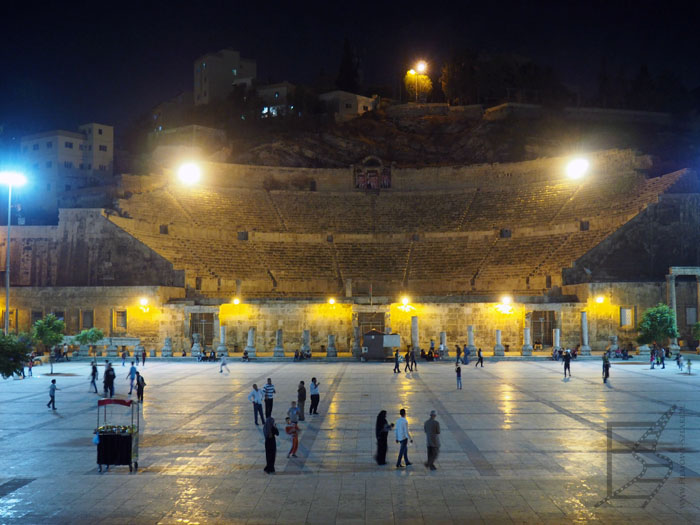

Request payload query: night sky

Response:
[2,1,699,139]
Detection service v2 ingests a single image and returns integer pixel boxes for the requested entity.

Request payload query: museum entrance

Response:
[358,312,385,335]
[531,311,555,347]
[189,313,214,347]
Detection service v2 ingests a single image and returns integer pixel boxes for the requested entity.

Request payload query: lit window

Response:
[99,145,107,152]
[32,143,39,150]
[275,91,279,98]
[65,141,73,149]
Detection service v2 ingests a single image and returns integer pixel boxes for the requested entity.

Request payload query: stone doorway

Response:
[358,312,385,335]
[531,311,555,346]
[189,313,214,347]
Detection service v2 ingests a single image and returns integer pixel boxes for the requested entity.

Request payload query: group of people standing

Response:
[375,408,441,470]
[248,376,322,474]
[89,360,146,402]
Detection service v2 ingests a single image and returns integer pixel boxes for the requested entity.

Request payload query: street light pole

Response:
[4,183,11,335]
[0,171,27,336]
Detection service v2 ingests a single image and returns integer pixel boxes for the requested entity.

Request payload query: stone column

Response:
[667,274,680,351]
[494,329,505,356]
[217,326,228,356]
[301,329,311,353]
[580,311,591,355]
[411,316,419,352]
[273,329,285,357]
[440,331,449,357]
[327,334,337,357]
[245,327,256,357]
[521,327,533,356]
[553,328,561,352]
[190,334,202,356]
[161,337,173,357]
[352,326,360,358]
[466,325,476,354]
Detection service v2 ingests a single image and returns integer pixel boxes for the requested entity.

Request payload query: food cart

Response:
[95,398,139,472]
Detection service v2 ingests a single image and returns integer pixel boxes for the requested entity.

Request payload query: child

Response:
[47,379,58,410]
[220,354,230,374]
[455,364,462,389]
[285,417,300,458]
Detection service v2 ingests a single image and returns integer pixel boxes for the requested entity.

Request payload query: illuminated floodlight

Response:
[416,61,427,73]
[566,158,589,179]
[233,297,241,305]
[139,297,148,306]
[328,298,335,305]
[408,68,416,76]
[0,171,27,187]
[177,163,201,185]
[501,295,512,305]
[595,295,605,304]
[402,296,410,306]
[139,297,150,313]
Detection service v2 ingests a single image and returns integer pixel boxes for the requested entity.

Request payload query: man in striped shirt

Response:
[262,378,276,418]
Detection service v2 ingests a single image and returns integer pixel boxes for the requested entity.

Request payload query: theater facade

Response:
[2,149,699,356]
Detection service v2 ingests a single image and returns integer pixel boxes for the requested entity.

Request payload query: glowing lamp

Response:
[328,298,335,305]
[416,61,427,73]
[0,171,27,187]
[501,295,512,305]
[566,158,589,179]
[177,163,201,185]
[138,297,150,313]
[595,295,604,304]
[408,69,416,76]
[402,296,410,306]
[233,297,240,305]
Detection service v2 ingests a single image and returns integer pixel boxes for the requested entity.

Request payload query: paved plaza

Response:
[1,358,700,524]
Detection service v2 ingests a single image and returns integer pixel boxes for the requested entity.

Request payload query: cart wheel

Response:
[134,462,138,472]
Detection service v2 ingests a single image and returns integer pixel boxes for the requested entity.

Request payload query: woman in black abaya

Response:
[374,410,393,465]
[263,417,279,473]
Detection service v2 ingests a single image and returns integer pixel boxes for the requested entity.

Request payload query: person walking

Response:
[262,378,276,418]
[135,372,146,402]
[287,401,300,424]
[423,410,440,470]
[393,349,401,373]
[27,358,33,377]
[455,345,462,364]
[297,381,306,421]
[285,417,300,458]
[660,348,665,369]
[141,348,147,366]
[455,364,462,389]
[404,349,412,372]
[126,361,138,394]
[47,379,58,410]
[563,350,572,378]
[247,384,265,425]
[395,408,413,468]
[103,362,116,398]
[309,377,321,415]
[219,354,230,374]
[411,349,418,370]
[603,354,611,383]
[374,410,394,465]
[263,417,279,474]
[475,348,483,368]
[121,350,127,367]
[89,362,98,393]
[650,347,656,369]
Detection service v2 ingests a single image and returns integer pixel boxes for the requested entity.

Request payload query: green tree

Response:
[32,314,66,354]
[404,71,432,102]
[75,327,104,355]
[637,303,679,345]
[0,333,31,378]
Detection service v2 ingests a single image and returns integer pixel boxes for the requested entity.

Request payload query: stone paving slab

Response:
[1,359,700,523]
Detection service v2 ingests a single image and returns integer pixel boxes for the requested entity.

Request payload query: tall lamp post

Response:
[408,61,428,103]
[0,171,27,335]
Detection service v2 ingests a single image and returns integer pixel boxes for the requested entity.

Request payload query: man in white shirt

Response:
[247,384,265,425]
[395,408,413,468]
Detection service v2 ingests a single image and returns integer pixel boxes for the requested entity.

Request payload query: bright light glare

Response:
[416,61,427,73]
[595,295,605,304]
[177,163,201,185]
[402,296,410,306]
[566,158,589,179]
[501,295,512,305]
[328,298,335,305]
[139,297,148,306]
[408,69,416,76]
[0,171,27,187]
[233,297,240,305]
